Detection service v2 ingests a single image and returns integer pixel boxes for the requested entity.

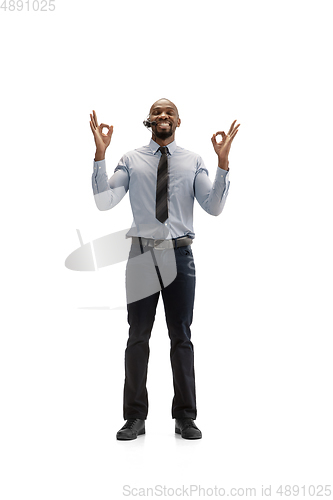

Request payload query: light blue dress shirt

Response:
[92,138,230,240]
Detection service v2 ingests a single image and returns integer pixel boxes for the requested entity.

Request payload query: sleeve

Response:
[92,155,130,211]
[193,155,230,216]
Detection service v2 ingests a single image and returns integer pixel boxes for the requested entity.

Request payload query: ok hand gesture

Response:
[90,110,113,153]
[211,120,240,170]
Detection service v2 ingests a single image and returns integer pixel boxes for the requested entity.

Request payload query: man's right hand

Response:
[90,109,113,161]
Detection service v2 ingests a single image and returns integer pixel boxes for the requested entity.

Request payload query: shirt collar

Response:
[149,138,177,156]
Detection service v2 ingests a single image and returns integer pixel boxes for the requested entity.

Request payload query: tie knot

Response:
[158,146,169,155]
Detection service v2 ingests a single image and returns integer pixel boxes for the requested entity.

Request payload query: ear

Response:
[177,117,181,128]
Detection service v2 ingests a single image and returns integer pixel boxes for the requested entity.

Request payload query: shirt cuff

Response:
[216,166,229,181]
[93,159,106,174]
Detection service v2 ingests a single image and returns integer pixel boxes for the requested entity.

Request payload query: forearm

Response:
[195,167,230,216]
[92,159,129,211]
[218,156,229,172]
[94,148,106,162]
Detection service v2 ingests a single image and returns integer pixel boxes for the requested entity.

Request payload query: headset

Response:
[143,116,157,129]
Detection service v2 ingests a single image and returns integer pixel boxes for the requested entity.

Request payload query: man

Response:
[90,98,239,440]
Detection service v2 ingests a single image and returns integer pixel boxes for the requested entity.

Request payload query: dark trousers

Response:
[123,241,197,420]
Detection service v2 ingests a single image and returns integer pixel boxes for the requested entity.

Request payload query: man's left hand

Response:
[211,120,240,170]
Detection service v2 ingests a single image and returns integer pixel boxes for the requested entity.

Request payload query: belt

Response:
[132,236,193,250]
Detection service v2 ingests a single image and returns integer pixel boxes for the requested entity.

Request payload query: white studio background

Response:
[1,0,332,498]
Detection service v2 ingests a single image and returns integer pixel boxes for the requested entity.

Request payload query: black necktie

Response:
[156,146,169,223]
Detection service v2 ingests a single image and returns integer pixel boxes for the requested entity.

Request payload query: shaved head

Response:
[149,98,179,118]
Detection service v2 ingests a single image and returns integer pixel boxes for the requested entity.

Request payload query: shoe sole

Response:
[116,428,145,441]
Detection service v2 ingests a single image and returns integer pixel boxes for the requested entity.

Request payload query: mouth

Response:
[157,122,171,129]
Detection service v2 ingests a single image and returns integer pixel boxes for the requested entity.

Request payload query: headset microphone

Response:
[143,119,157,128]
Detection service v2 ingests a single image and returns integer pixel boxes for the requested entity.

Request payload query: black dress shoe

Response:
[175,418,202,439]
[116,418,145,441]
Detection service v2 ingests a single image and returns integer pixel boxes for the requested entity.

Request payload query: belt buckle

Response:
[154,239,165,250]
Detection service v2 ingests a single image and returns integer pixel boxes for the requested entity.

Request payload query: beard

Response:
[153,125,174,140]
